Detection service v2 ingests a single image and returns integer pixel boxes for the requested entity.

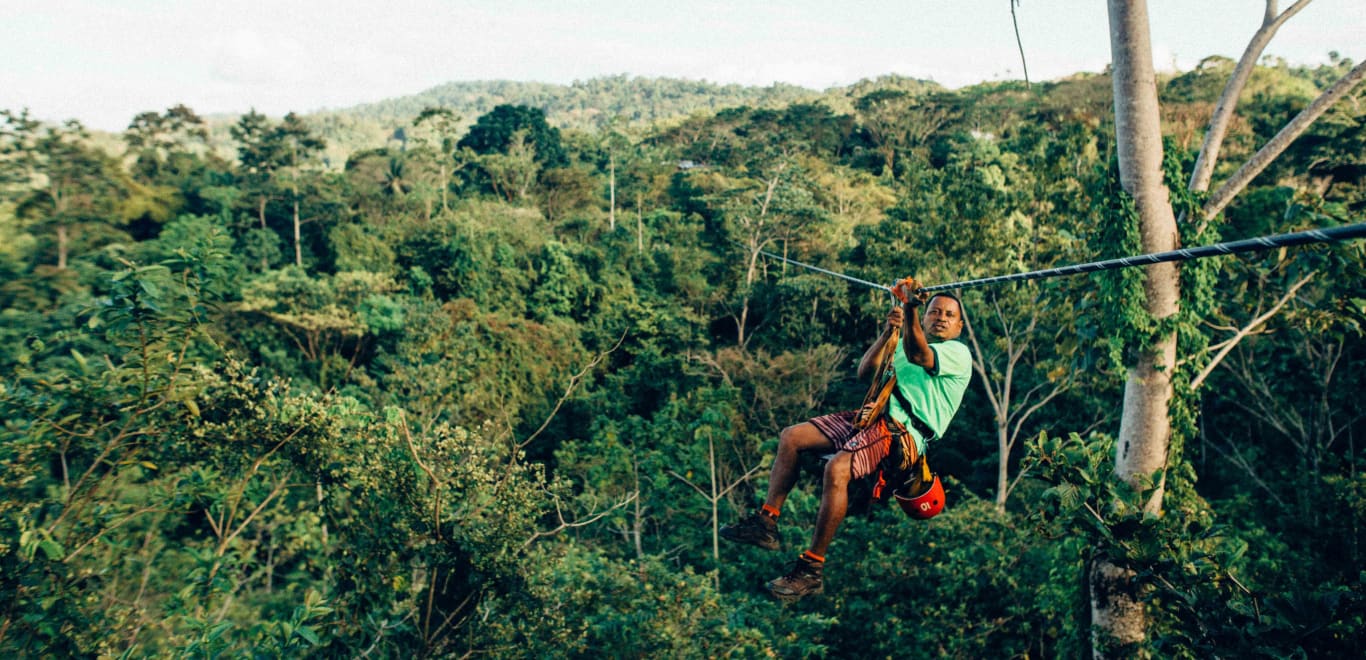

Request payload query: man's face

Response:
[921,295,964,341]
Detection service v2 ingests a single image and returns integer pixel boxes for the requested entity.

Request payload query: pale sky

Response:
[3,0,1362,132]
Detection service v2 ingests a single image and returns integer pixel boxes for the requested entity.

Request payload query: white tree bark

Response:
[1109,0,1179,506]
[1096,1,1180,655]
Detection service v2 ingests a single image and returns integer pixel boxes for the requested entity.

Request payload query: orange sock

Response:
[761,504,781,519]
[801,550,825,564]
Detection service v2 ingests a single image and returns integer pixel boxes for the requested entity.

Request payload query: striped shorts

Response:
[808,410,909,480]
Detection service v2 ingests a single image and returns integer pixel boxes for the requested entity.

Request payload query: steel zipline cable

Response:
[752,249,895,292]
[753,221,1366,296]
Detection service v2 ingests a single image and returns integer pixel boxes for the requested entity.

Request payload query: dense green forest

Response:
[2,58,1364,657]
[203,75,941,174]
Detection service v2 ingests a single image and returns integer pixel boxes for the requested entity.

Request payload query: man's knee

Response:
[823,452,852,488]
[779,423,819,451]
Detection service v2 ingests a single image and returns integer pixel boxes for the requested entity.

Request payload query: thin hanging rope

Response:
[753,221,1366,295]
[1010,0,1031,89]
[752,247,894,292]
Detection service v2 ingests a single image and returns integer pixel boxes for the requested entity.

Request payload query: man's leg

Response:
[764,422,836,512]
[765,450,852,602]
[721,422,833,550]
[808,450,852,557]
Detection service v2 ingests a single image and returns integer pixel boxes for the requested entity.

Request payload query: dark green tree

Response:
[6,117,125,269]
[229,110,328,267]
[123,104,209,181]
[457,104,567,167]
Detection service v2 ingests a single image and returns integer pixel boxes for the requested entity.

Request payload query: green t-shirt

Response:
[887,338,973,455]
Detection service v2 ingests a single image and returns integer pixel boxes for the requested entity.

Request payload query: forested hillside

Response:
[200,75,940,170]
[342,76,835,128]
[2,55,1363,657]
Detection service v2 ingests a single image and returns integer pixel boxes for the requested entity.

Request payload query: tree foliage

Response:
[2,56,1363,657]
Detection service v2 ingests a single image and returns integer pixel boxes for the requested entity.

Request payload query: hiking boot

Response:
[720,512,781,550]
[766,555,824,602]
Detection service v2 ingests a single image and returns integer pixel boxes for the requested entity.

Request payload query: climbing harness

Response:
[850,310,946,515]
[754,221,1366,296]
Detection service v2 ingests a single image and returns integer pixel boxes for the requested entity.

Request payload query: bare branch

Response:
[687,351,736,388]
[668,469,712,499]
[520,490,638,550]
[399,410,439,485]
[1189,272,1315,390]
[1189,0,1316,193]
[1083,501,1108,527]
[1226,351,1305,446]
[1010,379,1074,451]
[429,590,480,651]
[219,475,290,551]
[1205,436,1288,507]
[63,506,166,563]
[519,330,628,450]
[668,463,762,500]
[398,409,448,538]
[1204,59,1366,222]
[964,302,1005,415]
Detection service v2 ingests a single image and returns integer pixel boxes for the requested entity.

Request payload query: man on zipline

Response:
[720,277,972,602]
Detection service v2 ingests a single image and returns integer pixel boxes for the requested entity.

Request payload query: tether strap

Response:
[890,382,936,443]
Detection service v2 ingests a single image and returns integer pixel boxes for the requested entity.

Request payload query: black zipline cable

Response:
[754,221,1366,295]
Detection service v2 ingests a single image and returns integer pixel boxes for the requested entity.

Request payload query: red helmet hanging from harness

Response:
[893,470,945,519]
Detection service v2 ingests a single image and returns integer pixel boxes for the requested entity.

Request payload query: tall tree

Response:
[276,113,327,267]
[230,111,326,267]
[598,116,632,231]
[6,117,123,269]
[411,107,464,214]
[231,109,283,235]
[1096,0,1365,654]
[123,104,209,182]
[1095,2,1184,653]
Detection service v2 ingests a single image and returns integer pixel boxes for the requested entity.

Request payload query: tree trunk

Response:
[440,163,449,212]
[996,419,1010,511]
[609,152,616,231]
[293,196,303,268]
[1095,1,1181,655]
[56,223,69,270]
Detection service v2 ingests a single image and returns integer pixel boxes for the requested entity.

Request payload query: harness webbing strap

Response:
[854,326,900,429]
